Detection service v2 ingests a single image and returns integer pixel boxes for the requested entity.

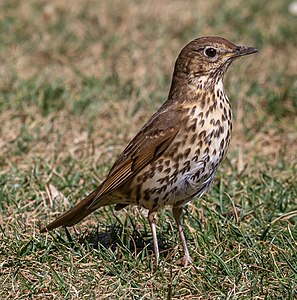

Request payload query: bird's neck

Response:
[168,74,229,108]
[189,74,224,94]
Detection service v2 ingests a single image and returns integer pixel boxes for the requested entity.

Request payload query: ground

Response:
[0,0,296,299]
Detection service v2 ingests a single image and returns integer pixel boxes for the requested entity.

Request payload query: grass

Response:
[0,0,296,298]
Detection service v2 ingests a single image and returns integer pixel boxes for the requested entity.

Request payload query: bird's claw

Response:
[176,255,192,267]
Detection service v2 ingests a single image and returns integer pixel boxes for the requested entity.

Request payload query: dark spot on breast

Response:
[175,153,184,161]
[143,189,150,201]
[171,186,178,194]
[198,112,204,119]
[149,171,155,178]
[150,187,157,194]
[199,130,206,139]
[181,165,191,174]
[194,148,200,156]
[169,177,177,186]
[223,107,227,117]
[184,148,191,158]
[141,171,149,183]
[209,130,214,139]
[191,133,197,144]
[164,167,171,174]
[171,141,181,152]
[199,119,205,127]
[200,94,206,109]
[188,121,197,132]
[164,192,170,200]
[157,165,164,172]
[157,158,164,165]
[151,162,157,168]
[173,163,179,170]
[192,155,199,162]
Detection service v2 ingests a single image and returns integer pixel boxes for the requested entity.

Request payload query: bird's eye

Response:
[204,47,217,58]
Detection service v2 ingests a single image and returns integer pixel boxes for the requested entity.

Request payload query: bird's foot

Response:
[176,255,192,267]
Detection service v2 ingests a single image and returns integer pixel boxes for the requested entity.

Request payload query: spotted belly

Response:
[113,98,232,211]
[133,121,230,210]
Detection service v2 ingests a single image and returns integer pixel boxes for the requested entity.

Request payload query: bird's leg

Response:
[172,206,192,266]
[148,210,159,266]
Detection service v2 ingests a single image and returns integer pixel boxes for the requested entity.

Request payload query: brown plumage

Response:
[41,36,257,266]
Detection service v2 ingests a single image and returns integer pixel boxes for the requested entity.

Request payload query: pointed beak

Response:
[231,45,258,58]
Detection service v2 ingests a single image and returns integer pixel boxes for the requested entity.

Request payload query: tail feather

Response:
[40,186,107,233]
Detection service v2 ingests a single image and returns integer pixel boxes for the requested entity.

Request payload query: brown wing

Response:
[89,104,181,205]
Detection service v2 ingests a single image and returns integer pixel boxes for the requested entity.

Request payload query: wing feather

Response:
[91,127,179,204]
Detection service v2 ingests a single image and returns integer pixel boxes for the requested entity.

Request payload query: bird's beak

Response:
[231,46,258,58]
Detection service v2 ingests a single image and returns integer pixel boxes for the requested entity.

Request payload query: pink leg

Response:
[148,210,159,266]
[172,206,192,266]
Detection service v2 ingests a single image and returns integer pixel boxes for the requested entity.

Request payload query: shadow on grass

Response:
[63,223,174,260]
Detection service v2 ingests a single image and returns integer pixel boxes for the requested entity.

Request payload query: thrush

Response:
[41,36,257,266]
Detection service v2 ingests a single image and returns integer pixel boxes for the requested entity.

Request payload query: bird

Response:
[41,36,257,266]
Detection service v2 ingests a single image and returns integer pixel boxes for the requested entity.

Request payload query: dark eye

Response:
[204,47,217,58]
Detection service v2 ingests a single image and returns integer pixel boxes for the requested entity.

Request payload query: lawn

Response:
[0,0,296,299]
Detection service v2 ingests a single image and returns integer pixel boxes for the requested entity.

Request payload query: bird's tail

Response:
[40,185,108,233]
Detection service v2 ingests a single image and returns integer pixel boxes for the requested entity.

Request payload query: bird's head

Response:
[172,36,257,87]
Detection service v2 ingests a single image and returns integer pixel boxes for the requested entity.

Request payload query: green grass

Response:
[0,0,296,299]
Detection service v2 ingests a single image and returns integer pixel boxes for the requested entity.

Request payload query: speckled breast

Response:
[133,90,232,211]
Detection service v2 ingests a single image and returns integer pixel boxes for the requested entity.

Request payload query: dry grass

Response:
[0,0,296,299]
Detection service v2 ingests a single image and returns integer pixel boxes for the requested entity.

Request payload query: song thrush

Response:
[41,36,257,266]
